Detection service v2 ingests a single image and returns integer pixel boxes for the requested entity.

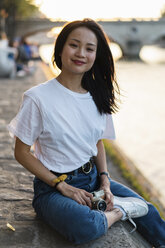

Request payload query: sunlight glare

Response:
[34,0,165,20]
[110,43,123,61]
[47,27,63,38]
[39,44,54,64]
[39,44,61,75]
[140,45,165,63]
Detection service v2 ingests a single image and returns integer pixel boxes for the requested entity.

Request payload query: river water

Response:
[39,43,165,207]
[114,60,165,206]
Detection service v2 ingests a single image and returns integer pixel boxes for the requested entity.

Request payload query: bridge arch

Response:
[153,33,165,47]
[107,35,142,59]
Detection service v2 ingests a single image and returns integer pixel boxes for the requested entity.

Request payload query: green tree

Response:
[0,0,39,41]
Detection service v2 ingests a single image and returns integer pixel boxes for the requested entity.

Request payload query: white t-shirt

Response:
[8,78,115,173]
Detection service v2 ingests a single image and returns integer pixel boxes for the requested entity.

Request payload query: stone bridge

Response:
[15,18,165,59]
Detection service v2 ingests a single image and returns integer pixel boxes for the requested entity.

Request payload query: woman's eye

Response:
[87,48,94,52]
[70,43,77,48]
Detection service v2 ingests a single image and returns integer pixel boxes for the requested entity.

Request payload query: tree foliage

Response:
[0,0,39,41]
[0,0,38,19]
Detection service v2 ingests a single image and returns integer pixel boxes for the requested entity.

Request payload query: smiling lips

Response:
[72,60,86,65]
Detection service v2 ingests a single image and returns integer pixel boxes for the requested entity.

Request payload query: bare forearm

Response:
[94,139,113,210]
[94,139,108,173]
[94,139,110,186]
[16,151,56,186]
[15,139,56,186]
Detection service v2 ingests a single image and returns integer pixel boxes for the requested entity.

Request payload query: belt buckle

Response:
[82,161,92,174]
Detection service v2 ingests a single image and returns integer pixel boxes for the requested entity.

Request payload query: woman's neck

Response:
[56,72,87,94]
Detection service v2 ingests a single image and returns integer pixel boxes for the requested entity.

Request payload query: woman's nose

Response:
[76,48,85,57]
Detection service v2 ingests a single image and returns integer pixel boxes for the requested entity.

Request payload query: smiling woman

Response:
[56,27,97,84]
[7,18,165,247]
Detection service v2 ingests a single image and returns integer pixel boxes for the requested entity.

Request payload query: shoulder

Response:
[24,78,56,102]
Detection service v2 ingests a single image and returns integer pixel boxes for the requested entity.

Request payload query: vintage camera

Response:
[91,190,107,212]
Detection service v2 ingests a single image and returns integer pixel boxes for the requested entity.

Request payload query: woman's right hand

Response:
[56,182,93,208]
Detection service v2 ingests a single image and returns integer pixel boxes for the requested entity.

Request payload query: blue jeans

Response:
[32,166,165,246]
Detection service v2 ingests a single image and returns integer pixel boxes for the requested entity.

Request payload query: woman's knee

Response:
[45,202,107,244]
[65,208,107,244]
[34,193,107,244]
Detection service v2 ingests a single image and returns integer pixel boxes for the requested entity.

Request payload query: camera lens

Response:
[97,200,107,212]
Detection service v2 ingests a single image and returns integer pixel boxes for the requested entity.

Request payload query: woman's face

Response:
[60,27,97,76]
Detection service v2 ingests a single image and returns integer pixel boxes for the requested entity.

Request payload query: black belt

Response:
[51,157,95,176]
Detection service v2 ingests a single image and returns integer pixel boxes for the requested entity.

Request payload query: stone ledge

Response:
[0,220,151,248]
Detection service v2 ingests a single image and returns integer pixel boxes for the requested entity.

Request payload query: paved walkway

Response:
[0,62,151,248]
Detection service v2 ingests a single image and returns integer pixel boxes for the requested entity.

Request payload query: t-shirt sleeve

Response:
[101,114,116,140]
[7,94,43,146]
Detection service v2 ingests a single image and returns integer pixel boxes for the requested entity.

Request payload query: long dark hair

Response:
[52,19,120,114]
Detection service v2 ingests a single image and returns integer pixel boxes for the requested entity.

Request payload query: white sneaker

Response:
[114,196,149,233]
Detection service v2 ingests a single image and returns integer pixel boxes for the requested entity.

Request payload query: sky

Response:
[34,0,165,21]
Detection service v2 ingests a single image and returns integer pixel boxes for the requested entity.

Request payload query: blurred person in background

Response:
[0,31,17,78]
